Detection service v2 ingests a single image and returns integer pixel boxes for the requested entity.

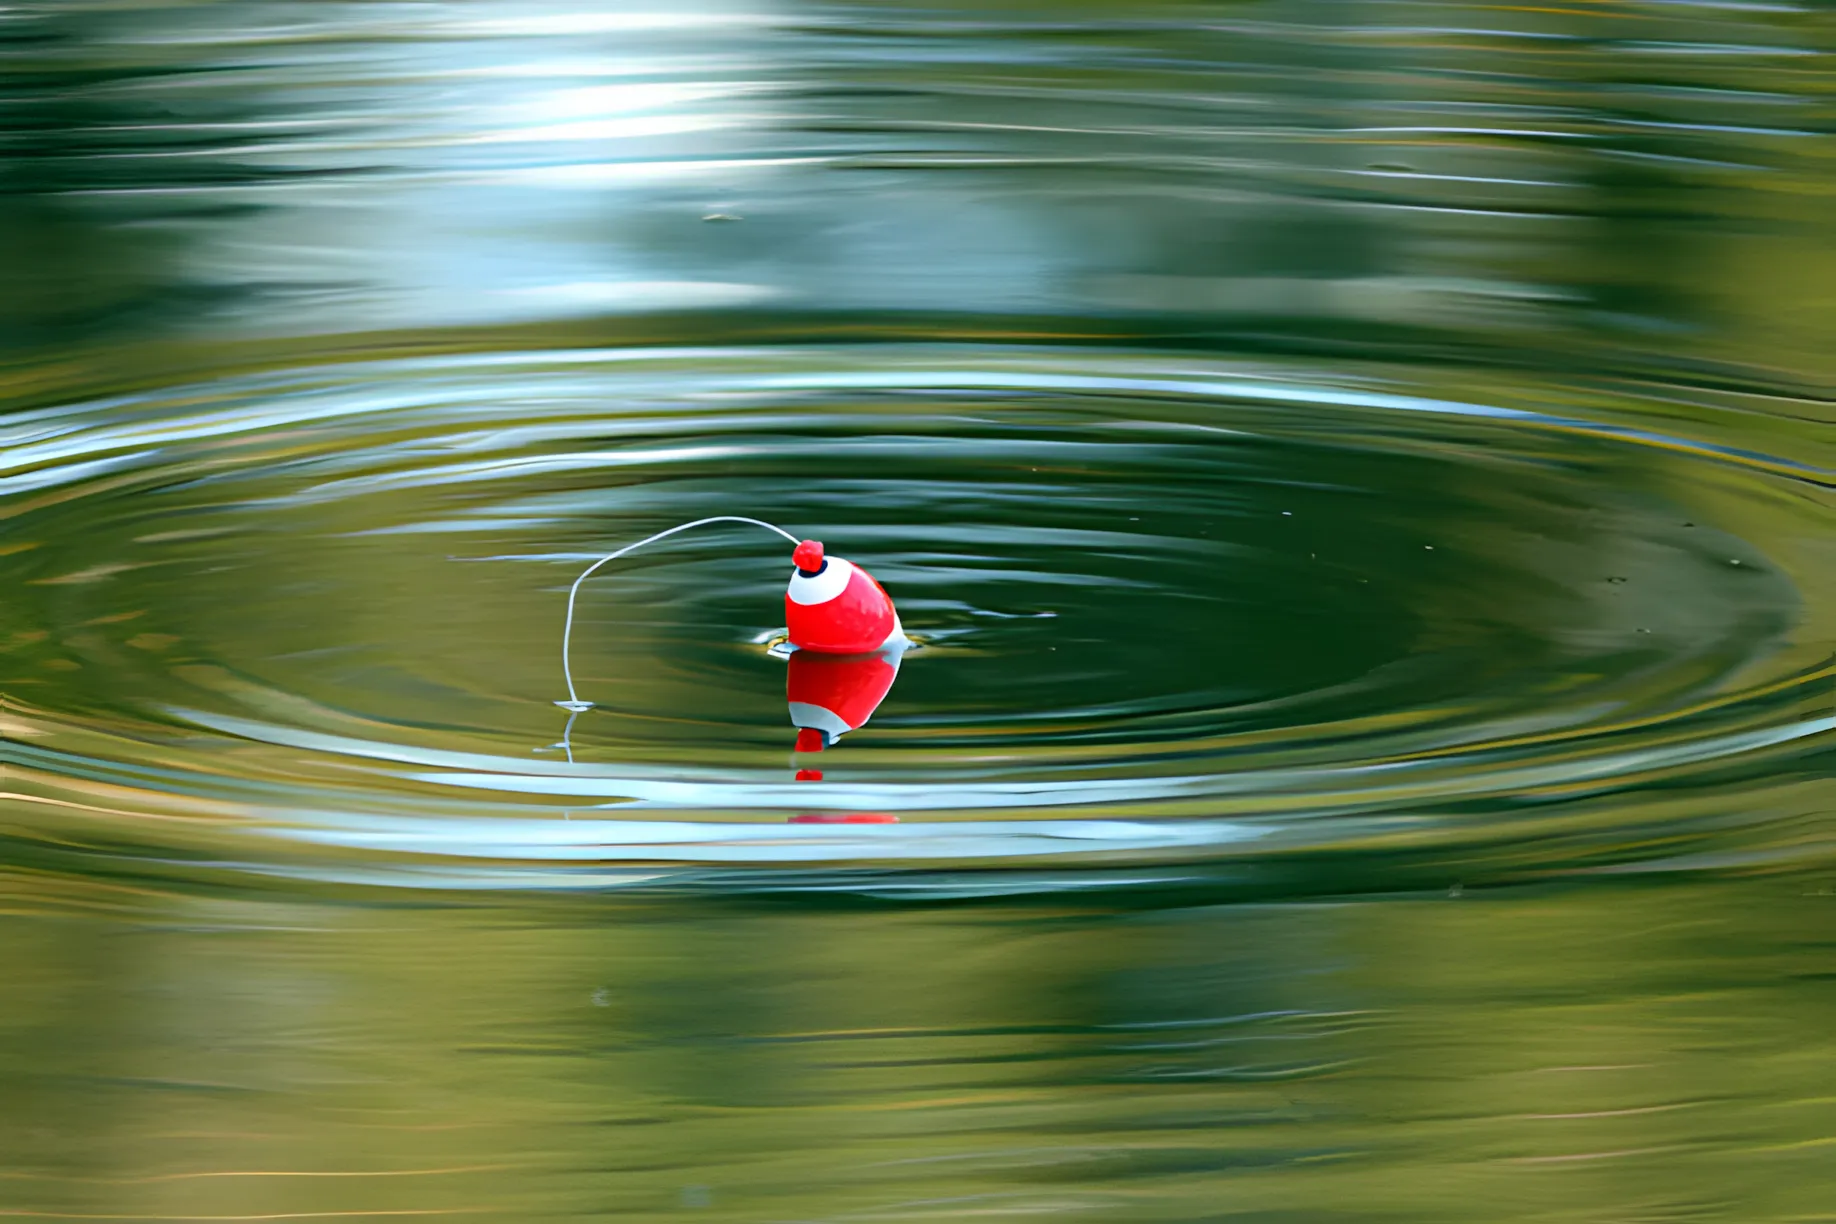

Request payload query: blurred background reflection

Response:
[3,0,1829,377]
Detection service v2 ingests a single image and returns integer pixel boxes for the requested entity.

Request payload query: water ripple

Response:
[0,343,1826,894]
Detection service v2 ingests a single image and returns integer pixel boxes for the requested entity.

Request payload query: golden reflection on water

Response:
[1,871,1832,1221]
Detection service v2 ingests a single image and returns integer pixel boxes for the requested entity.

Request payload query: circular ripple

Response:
[0,345,1828,890]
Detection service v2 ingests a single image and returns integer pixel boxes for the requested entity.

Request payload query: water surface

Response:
[0,0,1831,1219]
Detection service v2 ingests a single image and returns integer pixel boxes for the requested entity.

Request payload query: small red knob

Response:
[792,539,825,572]
[795,728,825,753]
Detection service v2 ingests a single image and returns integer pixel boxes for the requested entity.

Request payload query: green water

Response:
[1,0,1832,1219]
[4,880,1835,1221]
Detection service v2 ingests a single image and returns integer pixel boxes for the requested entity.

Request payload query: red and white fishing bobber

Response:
[555,520,912,720]
[785,539,904,655]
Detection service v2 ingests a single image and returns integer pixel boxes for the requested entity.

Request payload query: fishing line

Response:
[556,515,800,710]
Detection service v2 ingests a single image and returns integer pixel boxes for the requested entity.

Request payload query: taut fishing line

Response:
[556,516,801,710]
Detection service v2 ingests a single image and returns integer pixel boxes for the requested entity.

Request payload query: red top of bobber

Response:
[792,539,825,571]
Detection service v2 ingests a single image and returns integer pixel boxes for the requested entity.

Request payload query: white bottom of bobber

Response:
[788,702,854,739]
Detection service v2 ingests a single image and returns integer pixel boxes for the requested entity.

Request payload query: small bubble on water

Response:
[1606,576,1627,584]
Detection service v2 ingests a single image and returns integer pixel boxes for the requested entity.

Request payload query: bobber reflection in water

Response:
[785,635,907,786]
